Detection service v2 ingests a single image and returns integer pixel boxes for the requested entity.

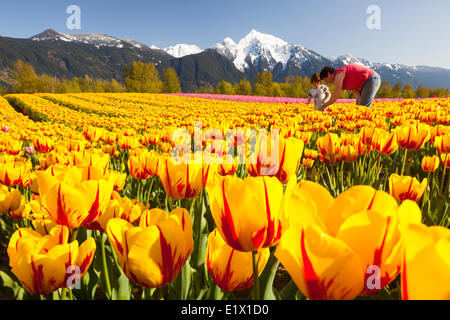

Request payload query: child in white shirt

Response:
[307,73,331,111]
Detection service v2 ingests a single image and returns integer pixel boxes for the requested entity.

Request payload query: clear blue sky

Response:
[1,0,449,68]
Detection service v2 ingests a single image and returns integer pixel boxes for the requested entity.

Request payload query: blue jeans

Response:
[357,72,381,108]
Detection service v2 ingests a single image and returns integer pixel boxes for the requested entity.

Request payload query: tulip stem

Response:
[100,232,113,299]
[137,179,141,202]
[146,177,155,205]
[421,172,431,215]
[440,154,447,194]
[252,250,260,300]
[70,228,79,243]
[400,149,408,176]
[61,288,67,300]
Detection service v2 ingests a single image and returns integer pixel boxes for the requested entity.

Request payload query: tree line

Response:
[1,60,448,99]
[1,60,181,95]
[205,71,449,99]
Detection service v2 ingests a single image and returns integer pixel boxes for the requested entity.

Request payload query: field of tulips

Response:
[0,92,449,301]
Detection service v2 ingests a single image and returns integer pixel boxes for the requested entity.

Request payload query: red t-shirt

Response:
[334,64,375,91]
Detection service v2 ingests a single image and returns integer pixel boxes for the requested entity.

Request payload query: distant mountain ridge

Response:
[212,30,450,89]
[0,29,449,91]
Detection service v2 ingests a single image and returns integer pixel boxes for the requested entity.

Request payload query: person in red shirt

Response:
[319,64,381,110]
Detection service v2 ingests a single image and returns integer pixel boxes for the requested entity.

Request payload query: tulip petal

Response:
[276,225,364,300]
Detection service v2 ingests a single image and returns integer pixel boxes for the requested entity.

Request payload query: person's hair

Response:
[319,66,335,80]
[310,73,321,84]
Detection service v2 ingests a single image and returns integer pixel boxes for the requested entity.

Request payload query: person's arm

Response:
[324,87,332,103]
[322,72,345,109]
[351,89,361,102]
[307,91,313,105]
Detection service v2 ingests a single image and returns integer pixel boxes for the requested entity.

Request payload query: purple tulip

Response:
[1,126,9,133]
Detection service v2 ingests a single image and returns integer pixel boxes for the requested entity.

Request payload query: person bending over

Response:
[319,64,381,111]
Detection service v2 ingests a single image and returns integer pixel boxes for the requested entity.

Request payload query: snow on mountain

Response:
[214,29,293,71]
[31,29,147,49]
[163,44,203,58]
[213,29,327,73]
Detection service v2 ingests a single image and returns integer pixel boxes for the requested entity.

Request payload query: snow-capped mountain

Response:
[214,30,291,71]
[162,44,203,58]
[213,30,450,88]
[31,29,148,49]
[213,29,332,81]
[10,28,450,89]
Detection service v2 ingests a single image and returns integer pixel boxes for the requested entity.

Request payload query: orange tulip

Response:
[83,126,104,143]
[396,123,430,150]
[33,136,55,153]
[421,156,439,172]
[302,158,314,168]
[434,135,450,154]
[341,144,358,162]
[371,129,398,155]
[317,133,341,165]
[440,153,450,168]
[389,174,427,202]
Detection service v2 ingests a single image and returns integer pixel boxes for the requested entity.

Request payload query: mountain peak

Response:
[163,44,203,58]
[30,29,62,40]
[241,29,288,47]
[30,29,150,49]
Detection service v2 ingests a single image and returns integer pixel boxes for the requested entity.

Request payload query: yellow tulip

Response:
[86,191,148,232]
[0,185,21,214]
[106,208,193,288]
[276,224,365,300]
[158,155,203,199]
[276,179,413,299]
[206,175,283,252]
[206,229,270,291]
[36,167,114,229]
[7,225,96,295]
[401,224,450,300]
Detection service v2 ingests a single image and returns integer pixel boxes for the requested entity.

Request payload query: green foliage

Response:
[161,67,181,93]
[124,61,162,93]
[10,60,40,93]
[214,81,235,95]
[235,78,252,95]
[211,71,448,99]
[8,60,125,94]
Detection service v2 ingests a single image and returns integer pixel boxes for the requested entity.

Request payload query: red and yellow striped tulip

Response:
[158,155,203,199]
[7,225,95,295]
[206,229,270,292]
[106,208,193,288]
[277,179,413,299]
[206,175,283,252]
[396,123,430,150]
[389,174,427,202]
[421,156,440,173]
[36,167,115,229]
